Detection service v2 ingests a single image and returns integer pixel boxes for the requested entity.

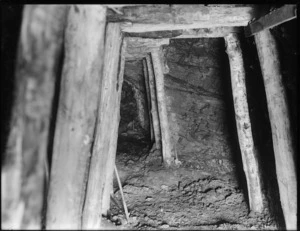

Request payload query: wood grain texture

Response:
[125,37,169,59]
[146,54,162,150]
[125,27,243,39]
[1,5,67,229]
[46,5,107,229]
[108,5,257,32]
[225,33,264,213]
[81,23,125,229]
[255,30,297,230]
[151,48,175,166]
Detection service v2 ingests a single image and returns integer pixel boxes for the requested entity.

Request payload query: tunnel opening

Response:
[110,37,267,229]
[115,75,153,177]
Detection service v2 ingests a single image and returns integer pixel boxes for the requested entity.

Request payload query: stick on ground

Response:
[114,165,130,221]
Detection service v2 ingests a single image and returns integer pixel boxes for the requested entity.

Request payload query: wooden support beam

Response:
[145,54,162,150]
[254,30,297,230]
[151,48,175,166]
[102,34,126,219]
[82,23,125,229]
[105,4,144,8]
[1,5,67,229]
[143,59,154,142]
[125,27,243,39]
[106,5,257,33]
[245,5,297,37]
[131,81,149,131]
[125,37,169,60]
[224,33,264,213]
[45,6,107,229]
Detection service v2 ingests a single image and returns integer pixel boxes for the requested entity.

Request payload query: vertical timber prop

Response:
[101,27,127,221]
[224,33,264,213]
[254,30,297,230]
[151,48,175,167]
[82,23,125,229]
[143,59,155,142]
[145,54,162,150]
[1,5,67,229]
[46,5,107,229]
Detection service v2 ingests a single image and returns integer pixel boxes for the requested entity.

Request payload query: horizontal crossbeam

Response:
[244,5,297,37]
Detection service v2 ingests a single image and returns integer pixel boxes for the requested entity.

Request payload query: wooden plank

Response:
[254,30,297,230]
[146,54,162,150]
[106,5,257,33]
[224,33,264,213]
[125,27,243,39]
[81,23,125,229]
[125,37,169,59]
[45,6,107,229]
[143,59,154,142]
[101,35,127,218]
[1,5,67,229]
[151,48,175,166]
[245,5,297,37]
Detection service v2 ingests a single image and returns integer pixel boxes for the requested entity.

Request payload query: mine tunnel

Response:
[1,4,298,230]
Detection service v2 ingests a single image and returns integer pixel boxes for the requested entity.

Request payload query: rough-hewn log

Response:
[224,33,264,213]
[146,54,162,150]
[82,23,125,229]
[107,5,257,33]
[143,59,154,142]
[1,5,67,229]
[125,37,169,60]
[245,5,297,37]
[151,48,175,166]
[102,37,126,215]
[125,27,243,39]
[254,30,297,230]
[45,6,107,229]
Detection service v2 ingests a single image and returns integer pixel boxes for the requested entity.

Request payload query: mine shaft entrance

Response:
[110,38,252,228]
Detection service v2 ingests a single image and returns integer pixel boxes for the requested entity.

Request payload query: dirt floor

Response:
[101,136,279,230]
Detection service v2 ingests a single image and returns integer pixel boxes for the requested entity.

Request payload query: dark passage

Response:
[117,79,152,159]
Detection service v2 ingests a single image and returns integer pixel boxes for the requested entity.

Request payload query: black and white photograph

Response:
[1,4,298,230]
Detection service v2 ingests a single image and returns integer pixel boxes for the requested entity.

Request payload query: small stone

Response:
[146,196,153,201]
[111,215,118,221]
[130,216,137,221]
[160,224,170,228]
[120,217,128,225]
[161,185,168,190]
[116,218,122,225]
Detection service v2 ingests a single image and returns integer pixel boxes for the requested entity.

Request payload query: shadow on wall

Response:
[1,5,23,165]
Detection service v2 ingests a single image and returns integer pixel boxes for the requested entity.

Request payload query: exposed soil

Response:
[101,137,278,230]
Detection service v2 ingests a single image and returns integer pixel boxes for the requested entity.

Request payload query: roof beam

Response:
[245,5,297,37]
[107,5,258,33]
[125,37,169,60]
[124,27,243,39]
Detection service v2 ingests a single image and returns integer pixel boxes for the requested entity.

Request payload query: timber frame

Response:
[2,4,297,230]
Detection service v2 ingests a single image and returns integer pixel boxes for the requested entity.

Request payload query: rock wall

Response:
[163,38,238,179]
[119,38,237,180]
[119,38,240,180]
